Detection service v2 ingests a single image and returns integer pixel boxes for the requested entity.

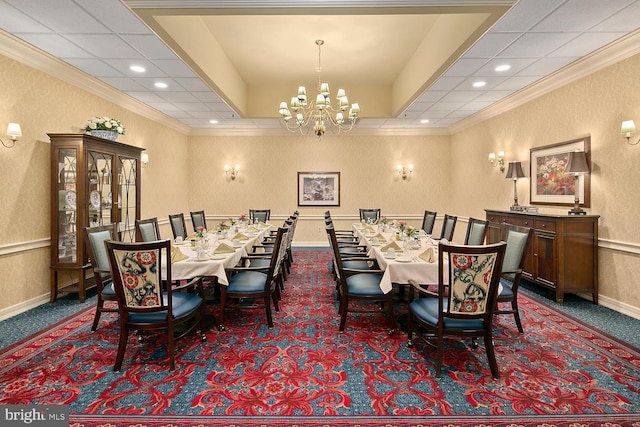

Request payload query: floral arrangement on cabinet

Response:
[83,116,125,135]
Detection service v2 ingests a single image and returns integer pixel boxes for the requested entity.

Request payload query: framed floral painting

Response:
[298,172,340,206]
[530,137,591,207]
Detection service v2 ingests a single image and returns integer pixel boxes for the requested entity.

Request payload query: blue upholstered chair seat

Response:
[498,278,514,298]
[101,280,116,297]
[410,298,484,330]
[346,273,385,296]
[129,292,203,323]
[343,260,375,270]
[227,271,268,293]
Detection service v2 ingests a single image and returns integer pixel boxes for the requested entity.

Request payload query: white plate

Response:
[90,190,101,208]
[395,257,412,263]
[383,254,396,259]
[211,254,227,260]
[193,257,211,262]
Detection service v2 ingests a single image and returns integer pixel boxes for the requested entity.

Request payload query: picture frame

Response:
[297,172,340,206]
[529,136,591,207]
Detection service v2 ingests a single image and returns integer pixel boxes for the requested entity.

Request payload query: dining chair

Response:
[83,223,119,331]
[407,241,507,379]
[190,210,207,232]
[438,214,458,241]
[421,210,438,235]
[105,239,206,371]
[249,209,270,223]
[495,225,533,333]
[464,217,489,245]
[327,225,396,333]
[135,217,161,242]
[168,213,187,240]
[359,208,381,223]
[219,226,289,328]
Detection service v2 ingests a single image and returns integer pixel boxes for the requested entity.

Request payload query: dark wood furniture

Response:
[485,209,599,305]
[49,133,142,302]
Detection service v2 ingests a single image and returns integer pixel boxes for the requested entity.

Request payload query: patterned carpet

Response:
[1,250,639,427]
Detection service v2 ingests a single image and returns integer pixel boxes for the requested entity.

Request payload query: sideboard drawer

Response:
[535,219,556,232]
[501,216,533,227]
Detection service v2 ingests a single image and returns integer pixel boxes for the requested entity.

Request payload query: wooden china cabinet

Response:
[49,133,143,302]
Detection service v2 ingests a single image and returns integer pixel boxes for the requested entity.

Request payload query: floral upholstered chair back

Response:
[111,246,164,310]
[443,244,504,317]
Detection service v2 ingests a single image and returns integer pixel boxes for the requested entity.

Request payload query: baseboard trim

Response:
[0,293,50,322]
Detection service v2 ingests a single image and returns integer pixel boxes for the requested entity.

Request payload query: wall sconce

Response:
[505,161,525,209]
[621,120,639,145]
[141,153,149,166]
[564,150,590,215]
[488,151,505,171]
[225,164,240,180]
[397,164,413,180]
[1,123,22,148]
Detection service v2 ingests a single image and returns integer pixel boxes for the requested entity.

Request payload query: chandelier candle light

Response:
[278,40,360,137]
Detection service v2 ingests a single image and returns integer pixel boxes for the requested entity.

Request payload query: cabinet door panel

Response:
[534,232,555,287]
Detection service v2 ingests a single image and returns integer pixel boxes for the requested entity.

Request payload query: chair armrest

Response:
[343,268,384,276]
[172,276,204,294]
[408,279,438,298]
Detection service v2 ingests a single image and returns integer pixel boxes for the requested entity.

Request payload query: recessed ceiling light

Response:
[209,120,218,124]
[495,64,511,72]
[420,119,430,124]
[154,82,168,89]
[472,81,486,88]
[129,65,146,73]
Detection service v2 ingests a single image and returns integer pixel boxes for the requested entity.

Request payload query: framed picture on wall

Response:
[298,172,340,206]
[529,136,591,207]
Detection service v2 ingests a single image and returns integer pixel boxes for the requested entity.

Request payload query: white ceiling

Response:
[1,0,639,134]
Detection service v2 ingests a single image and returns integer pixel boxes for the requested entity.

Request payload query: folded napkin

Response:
[214,243,236,254]
[245,226,259,233]
[231,232,249,240]
[171,245,188,263]
[419,247,436,263]
[372,233,386,242]
[381,241,401,252]
[363,225,376,233]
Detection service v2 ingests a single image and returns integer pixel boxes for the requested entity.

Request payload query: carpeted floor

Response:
[1,249,639,427]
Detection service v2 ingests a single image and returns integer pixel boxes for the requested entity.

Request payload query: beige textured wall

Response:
[187,134,453,244]
[0,54,188,310]
[450,53,640,309]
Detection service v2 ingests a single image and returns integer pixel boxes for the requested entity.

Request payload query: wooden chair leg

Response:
[113,325,129,372]
[512,300,524,333]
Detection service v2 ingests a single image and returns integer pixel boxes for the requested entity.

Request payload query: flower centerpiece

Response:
[404,225,419,239]
[83,116,125,141]
[377,216,390,225]
[195,226,207,239]
[239,214,247,223]
[397,221,406,233]
[217,221,230,233]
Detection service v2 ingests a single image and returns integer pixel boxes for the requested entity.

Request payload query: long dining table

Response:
[161,223,272,286]
[352,223,447,293]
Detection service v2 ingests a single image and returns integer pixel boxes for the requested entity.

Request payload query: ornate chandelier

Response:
[278,40,360,137]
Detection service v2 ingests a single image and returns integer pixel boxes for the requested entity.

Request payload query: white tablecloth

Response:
[163,224,272,285]
[353,224,444,293]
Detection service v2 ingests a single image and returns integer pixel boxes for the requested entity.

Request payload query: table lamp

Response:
[505,161,525,209]
[564,150,589,215]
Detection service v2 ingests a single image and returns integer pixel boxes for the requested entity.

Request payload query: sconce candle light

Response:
[489,151,505,171]
[1,123,22,148]
[225,164,240,180]
[564,150,590,215]
[621,120,640,145]
[397,164,413,180]
[141,153,149,165]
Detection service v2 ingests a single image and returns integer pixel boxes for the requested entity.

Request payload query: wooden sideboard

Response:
[485,209,599,305]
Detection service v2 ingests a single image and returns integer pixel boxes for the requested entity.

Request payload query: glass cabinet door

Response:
[118,157,138,242]
[86,150,114,229]
[57,148,78,263]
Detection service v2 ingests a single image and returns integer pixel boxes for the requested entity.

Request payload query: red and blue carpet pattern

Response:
[1,250,639,427]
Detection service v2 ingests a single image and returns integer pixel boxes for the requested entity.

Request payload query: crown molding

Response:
[0,29,190,135]
[188,126,450,137]
[125,0,515,8]
[449,29,640,134]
